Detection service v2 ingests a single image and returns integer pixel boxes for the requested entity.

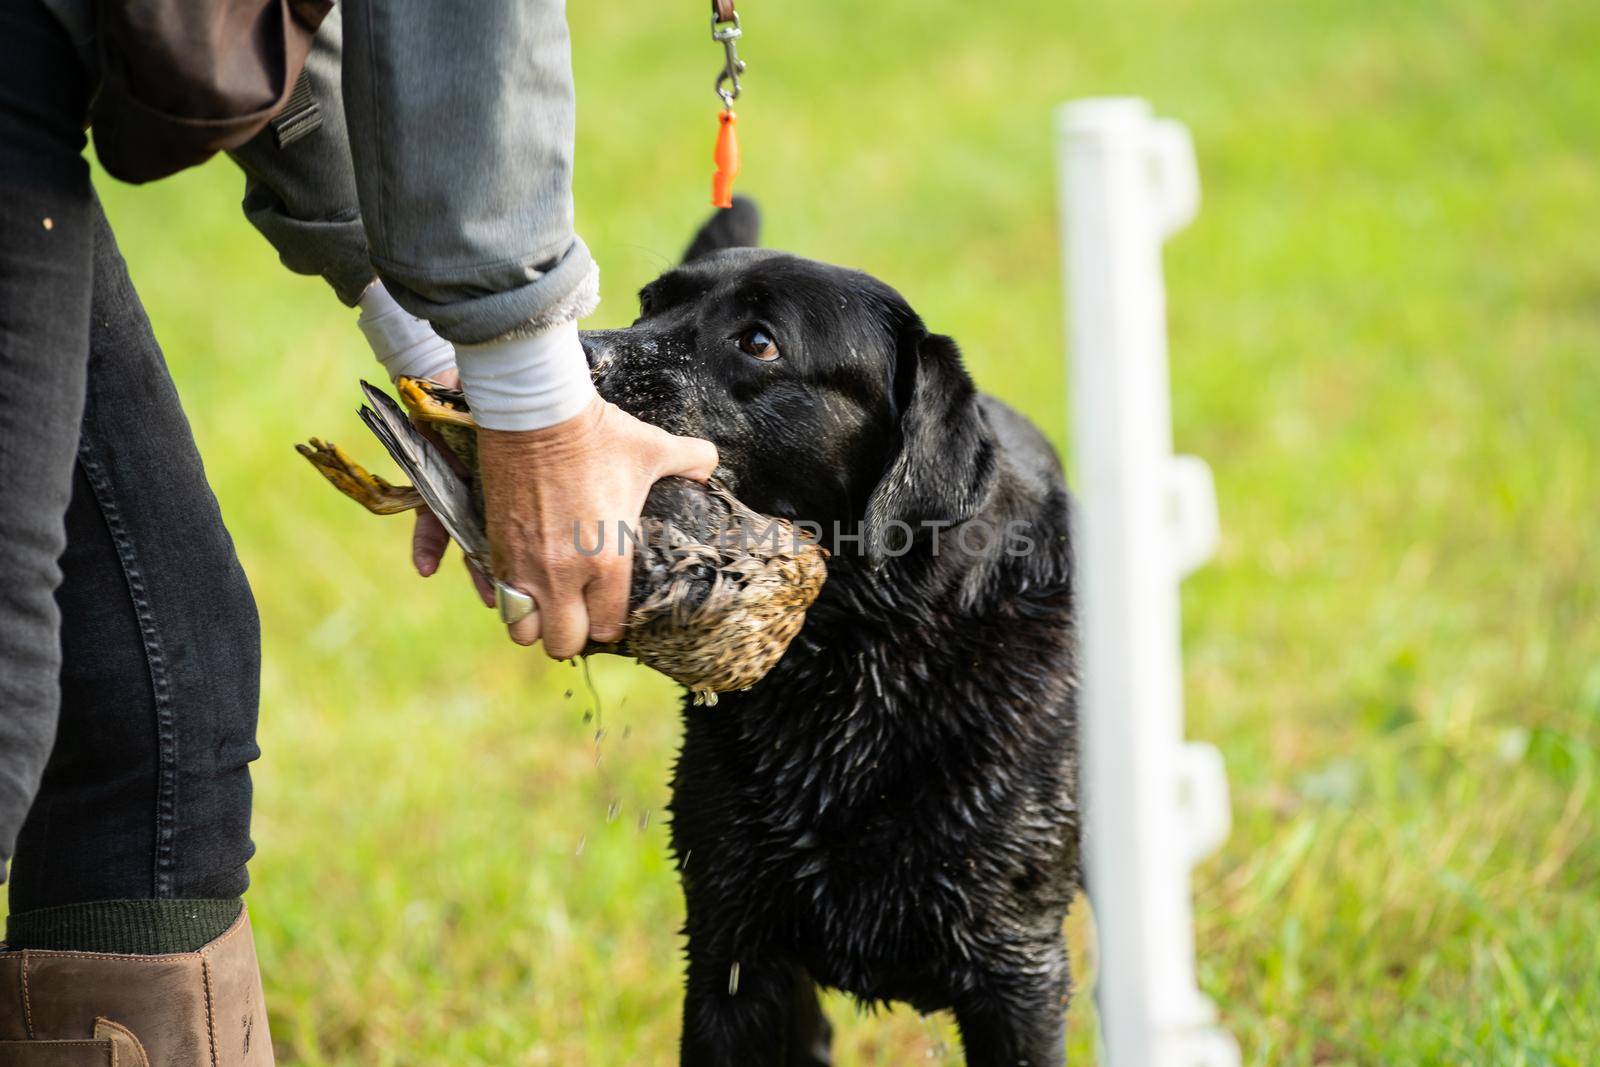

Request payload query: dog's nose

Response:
[579,331,612,374]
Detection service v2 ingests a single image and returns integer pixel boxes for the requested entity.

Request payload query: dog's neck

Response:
[722,478,1074,722]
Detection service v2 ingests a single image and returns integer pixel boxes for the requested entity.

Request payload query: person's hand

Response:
[478,397,718,657]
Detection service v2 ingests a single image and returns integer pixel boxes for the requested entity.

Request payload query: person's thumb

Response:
[654,430,719,482]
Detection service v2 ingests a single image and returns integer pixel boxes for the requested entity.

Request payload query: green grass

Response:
[7,0,1598,1061]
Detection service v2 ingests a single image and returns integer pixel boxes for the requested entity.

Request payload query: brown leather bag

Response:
[90,0,333,184]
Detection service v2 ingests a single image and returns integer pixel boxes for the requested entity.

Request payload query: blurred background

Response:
[7,0,1597,1061]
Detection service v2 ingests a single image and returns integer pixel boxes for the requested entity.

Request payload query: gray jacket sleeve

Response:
[229,9,375,308]
[230,1,599,342]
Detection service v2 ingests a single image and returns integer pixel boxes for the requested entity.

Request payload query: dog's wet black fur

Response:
[583,199,1080,1067]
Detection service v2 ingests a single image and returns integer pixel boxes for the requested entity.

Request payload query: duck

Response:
[297,377,827,701]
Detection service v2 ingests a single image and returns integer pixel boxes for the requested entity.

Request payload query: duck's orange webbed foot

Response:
[396,376,475,430]
[296,437,423,515]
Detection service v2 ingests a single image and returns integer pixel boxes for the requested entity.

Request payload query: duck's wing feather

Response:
[358,380,491,569]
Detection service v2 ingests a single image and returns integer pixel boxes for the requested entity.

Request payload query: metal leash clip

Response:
[711,4,744,108]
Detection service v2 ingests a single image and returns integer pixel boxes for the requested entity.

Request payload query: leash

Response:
[709,0,745,207]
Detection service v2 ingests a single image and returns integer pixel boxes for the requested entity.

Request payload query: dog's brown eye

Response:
[736,327,780,361]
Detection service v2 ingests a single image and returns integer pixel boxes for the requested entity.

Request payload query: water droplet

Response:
[575,835,586,856]
[606,798,621,823]
[580,657,603,728]
[637,809,651,832]
[727,961,741,996]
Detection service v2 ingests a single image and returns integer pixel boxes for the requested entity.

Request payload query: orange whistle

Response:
[711,108,740,208]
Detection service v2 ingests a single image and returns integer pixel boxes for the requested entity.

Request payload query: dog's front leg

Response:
[953,995,1066,1067]
[679,951,831,1067]
[951,950,1071,1067]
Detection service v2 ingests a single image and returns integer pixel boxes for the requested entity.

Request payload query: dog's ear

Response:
[861,330,998,567]
[681,196,761,263]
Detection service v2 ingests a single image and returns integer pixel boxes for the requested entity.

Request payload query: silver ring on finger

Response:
[494,580,537,625]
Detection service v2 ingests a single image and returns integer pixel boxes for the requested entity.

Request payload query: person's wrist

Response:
[456,320,597,432]
[476,394,606,456]
[356,279,457,382]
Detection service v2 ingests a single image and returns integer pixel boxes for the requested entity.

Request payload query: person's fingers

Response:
[412,509,450,576]
[539,588,591,660]
[585,550,633,644]
[507,606,541,647]
[652,428,720,482]
[465,558,496,608]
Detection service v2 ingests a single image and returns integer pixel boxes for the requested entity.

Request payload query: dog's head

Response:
[583,199,997,566]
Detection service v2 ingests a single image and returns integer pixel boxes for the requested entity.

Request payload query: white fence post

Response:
[1057,97,1240,1067]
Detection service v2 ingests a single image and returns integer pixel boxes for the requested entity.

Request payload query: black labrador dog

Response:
[583,200,1080,1067]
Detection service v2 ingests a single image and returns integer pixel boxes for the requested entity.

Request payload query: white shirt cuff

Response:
[455,320,597,431]
[356,280,457,383]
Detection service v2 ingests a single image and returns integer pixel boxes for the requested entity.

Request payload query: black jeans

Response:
[0,0,260,908]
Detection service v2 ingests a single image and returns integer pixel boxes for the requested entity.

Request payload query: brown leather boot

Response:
[0,906,272,1066]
